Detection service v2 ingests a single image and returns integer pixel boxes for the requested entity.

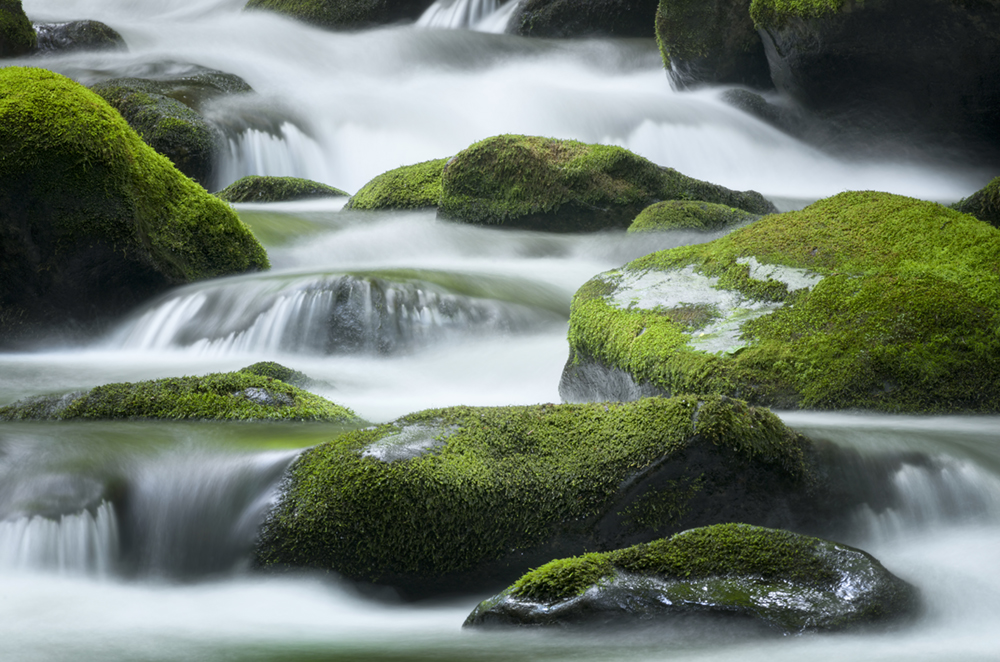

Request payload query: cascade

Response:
[417,0,501,30]
[0,502,119,576]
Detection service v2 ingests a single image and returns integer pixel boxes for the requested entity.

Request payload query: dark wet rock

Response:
[655,0,771,89]
[465,523,920,633]
[243,0,437,30]
[0,364,359,422]
[720,88,808,137]
[562,190,1000,412]
[437,134,776,232]
[33,20,127,53]
[628,200,760,233]
[0,0,35,57]
[0,67,268,347]
[216,175,349,203]
[953,176,1000,228]
[509,0,659,38]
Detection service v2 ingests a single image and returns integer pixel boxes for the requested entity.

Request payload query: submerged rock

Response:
[562,191,1000,412]
[345,158,448,210]
[750,0,1000,161]
[510,0,659,38]
[438,135,776,232]
[0,0,35,57]
[243,0,436,30]
[0,67,268,346]
[655,0,771,89]
[465,523,920,633]
[216,175,349,203]
[627,200,760,233]
[252,395,860,597]
[953,176,1000,229]
[0,364,360,422]
[34,20,127,53]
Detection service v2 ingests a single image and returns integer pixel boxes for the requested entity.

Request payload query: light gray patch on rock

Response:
[361,424,457,463]
[236,387,294,407]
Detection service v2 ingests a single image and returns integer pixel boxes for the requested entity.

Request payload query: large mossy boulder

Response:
[655,0,771,90]
[34,20,127,54]
[243,0,436,30]
[628,200,760,233]
[0,364,360,422]
[0,67,268,346]
[0,0,34,56]
[954,176,1000,228]
[562,191,1000,412]
[438,135,776,232]
[345,158,448,210]
[216,175,349,203]
[253,395,850,597]
[465,523,919,633]
[749,0,1000,160]
[510,0,659,38]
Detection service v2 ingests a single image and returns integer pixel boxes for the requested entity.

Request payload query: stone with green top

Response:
[562,190,1000,412]
[953,176,1000,229]
[216,176,349,203]
[628,200,761,233]
[243,0,436,30]
[464,523,920,633]
[345,158,448,210]
[0,0,35,57]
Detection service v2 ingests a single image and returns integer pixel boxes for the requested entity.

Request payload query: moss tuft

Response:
[749,0,852,28]
[345,158,448,210]
[628,199,760,233]
[217,175,349,203]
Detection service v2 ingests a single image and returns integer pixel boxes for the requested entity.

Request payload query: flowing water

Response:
[3,1,999,660]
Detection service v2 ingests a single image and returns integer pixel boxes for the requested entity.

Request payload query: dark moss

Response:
[0,0,36,57]
[216,176,349,203]
[33,20,127,54]
[467,523,920,633]
[241,361,312,388]
[953,176,1000,228]
[254,395,824,597]
[345,158,448,211]
[565,190,1000,412]
[438,134,776,232]
[749,0,846,28]
[243,0,435,30]
[0,67,268,344]
[628,200,760,233]
[0,366,360,422]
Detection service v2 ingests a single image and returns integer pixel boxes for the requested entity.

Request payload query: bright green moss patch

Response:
[217,175,349,203]
[438,135,775,232]
[255,396,814,594]
[954,176,1000,228]
[0,364,360,422]
[750,0,852,28]
[345,158,448,210]
[565,191,1000,411]
[628,200,760,233]
[0,0,36,57]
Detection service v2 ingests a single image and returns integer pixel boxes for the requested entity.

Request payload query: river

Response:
[2,1,999,660]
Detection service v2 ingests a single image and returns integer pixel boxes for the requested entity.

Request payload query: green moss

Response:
[438,135,775,232]
[217,176,349,203]
[628,200,760,233]
[568,191,1000,411]
[241,361,311,387]
[243,0,406,29]
[0,67,268,285]
[0,0,36,57]
[953,176,1000,228]
[255,396,812,587]
[750,0,853,28]
[0,365,360,422]
[345,158,448,210]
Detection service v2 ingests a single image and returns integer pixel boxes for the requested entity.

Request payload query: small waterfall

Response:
[109,272,564,356]
[214,122,333,191]
[417,0,521,32]
[0,502,120,576]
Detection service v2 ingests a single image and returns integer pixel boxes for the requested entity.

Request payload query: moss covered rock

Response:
[252,395,848,597]
[562,190,1000,412]
[0,0,34,56]
[628,200,760,233]
[510,0,659,38]
[34,20,127,54]
[345,158,448,211]
[438,135,776,232]
[243,0,436,30]
[0,67,268,345]
[953,176,1000,228]
[216,175,349,203]
[749,0,1000,161]
[0,364,359,422]
[465,523,919,632]
[655,0,771,90]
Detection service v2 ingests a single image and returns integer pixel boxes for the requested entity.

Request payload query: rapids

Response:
[2,0,999,660]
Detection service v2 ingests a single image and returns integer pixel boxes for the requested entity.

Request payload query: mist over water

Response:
[4,1,1000,660]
